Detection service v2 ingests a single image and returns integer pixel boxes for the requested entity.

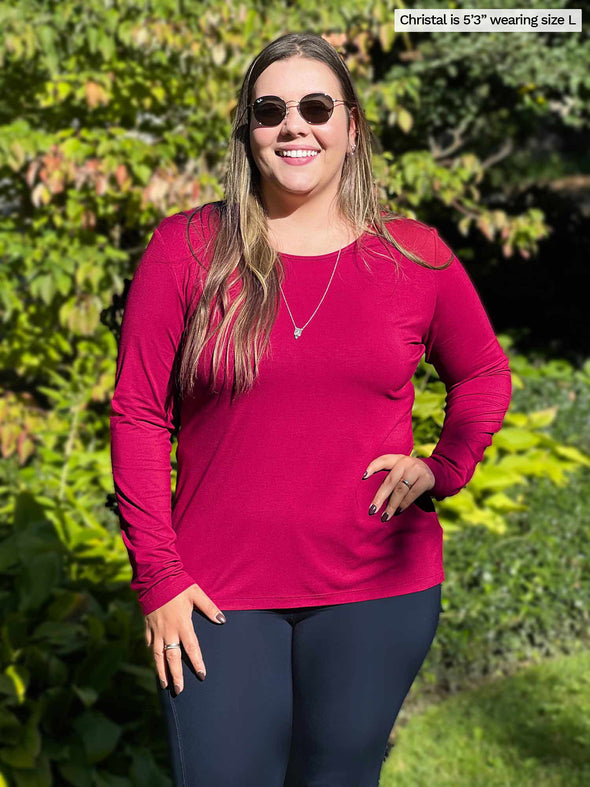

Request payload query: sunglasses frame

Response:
[247,92,352,127]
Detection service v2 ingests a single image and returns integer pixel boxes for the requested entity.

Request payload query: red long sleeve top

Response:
[110,203,512,616]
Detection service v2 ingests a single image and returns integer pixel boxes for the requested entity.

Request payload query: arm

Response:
[110,224,196,615]
[419,229,512,500]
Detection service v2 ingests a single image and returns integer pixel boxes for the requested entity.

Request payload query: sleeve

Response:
[419,228,512,500]
[110,225,197,615]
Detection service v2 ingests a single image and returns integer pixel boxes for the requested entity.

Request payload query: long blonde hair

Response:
[177,32,451,403]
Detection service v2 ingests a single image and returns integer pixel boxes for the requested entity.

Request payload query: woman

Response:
[110,32,512,786]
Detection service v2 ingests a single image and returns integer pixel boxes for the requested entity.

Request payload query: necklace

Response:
[279,245,343,339]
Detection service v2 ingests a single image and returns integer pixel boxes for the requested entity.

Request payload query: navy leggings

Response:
[157,583,442,786]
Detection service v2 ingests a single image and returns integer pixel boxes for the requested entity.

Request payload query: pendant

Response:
[294,327,303,339]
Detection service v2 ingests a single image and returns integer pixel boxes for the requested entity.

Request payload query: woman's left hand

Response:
[363,455,436,521]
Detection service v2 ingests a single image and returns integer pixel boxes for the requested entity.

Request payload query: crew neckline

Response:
[278,234,364,261]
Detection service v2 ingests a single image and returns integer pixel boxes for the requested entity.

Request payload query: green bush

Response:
[413,336,590,535]
[0,494,172,787]
[421,466,590,695]
[412,348,590,694]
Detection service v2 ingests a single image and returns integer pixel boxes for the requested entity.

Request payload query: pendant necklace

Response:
[279,244,343,340]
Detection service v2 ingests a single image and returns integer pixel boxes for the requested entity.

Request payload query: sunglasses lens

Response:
[253,99,285,126]
[300,94,334,124]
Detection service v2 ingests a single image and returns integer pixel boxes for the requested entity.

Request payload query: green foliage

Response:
[1,1,588,782]
[417,464,590,695]
[412,335,590,535]
[0,493,172,786]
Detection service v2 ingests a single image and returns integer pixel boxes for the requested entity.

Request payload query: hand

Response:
[144,583,226,694]
[364,454,436,521]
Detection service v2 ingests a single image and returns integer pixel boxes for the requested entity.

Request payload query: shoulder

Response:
[153,201,223,263]
[382,216,455,270]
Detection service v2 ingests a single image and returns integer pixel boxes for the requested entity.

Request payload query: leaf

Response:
[0,708,41,768]
[527,406,558,428]
[10,754,52,787]
[553,445,590,466]
[462,506,508,534]
[129,746,172,787]
[504,411,528,426]
[472,463,528,491]
[378,22,396,51]
[0,535,19,572]
[485,492,528,512]
[30,621,86,654]
[397,107,413,133]
[57,761,93,787]
[73,685,99,708]
[17,552,63,612]
[493,428,541,452]
[72,710,122,764]
[75,644,124,693]
[4,665,29,704]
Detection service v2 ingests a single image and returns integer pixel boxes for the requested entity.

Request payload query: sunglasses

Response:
[247,93,352,127]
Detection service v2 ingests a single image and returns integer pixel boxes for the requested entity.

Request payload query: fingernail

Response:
[381,511,390,522]
[394,507,403,516]
[362,471,368,479]
[368,504,377,516]
[174,683,183,693]
[197,670,206,681]
[216,612,226,624]
[160,679,167,689]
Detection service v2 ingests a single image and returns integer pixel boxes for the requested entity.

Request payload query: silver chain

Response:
[279,245,343,339]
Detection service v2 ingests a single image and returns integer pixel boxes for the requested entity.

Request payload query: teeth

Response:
[278,150,319,158]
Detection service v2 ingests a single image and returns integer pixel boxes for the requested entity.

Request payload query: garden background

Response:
[1,0,589,785]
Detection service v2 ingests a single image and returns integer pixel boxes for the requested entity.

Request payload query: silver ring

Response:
[164,642,181,651]
[401,479,413,489]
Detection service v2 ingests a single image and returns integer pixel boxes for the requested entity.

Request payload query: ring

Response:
[164,642,181,651]
[401,479,413,489]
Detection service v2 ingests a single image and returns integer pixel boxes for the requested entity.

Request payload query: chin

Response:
[280,184,318,197]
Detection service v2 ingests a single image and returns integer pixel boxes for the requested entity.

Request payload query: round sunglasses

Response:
[247,93,353,127]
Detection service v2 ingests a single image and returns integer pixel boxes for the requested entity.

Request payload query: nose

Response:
[280,102,308,135]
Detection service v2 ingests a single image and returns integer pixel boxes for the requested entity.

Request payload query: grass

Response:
[379,649,590,787]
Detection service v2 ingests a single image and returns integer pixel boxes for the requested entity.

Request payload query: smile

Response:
[276,150,319,158]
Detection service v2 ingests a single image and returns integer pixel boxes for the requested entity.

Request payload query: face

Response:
[248,56,357,206]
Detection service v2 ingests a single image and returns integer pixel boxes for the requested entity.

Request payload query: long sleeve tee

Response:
[110,203,512,616]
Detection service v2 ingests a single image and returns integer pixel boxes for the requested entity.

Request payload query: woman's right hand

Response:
[144,583,226,694]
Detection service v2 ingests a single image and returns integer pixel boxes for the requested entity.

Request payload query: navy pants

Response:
[157,583,442,786]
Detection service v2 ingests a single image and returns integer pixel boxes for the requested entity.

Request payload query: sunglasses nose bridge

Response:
[281,101,310,128]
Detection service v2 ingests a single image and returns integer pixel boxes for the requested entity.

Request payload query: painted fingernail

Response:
[160,679,167,689]
[174,683,183,693]
[368,504,377,515]
[381,511,390,522]
[197,670,206,681]
[362,471,368,479]
[394,507,403,516]
[216,612,226,624]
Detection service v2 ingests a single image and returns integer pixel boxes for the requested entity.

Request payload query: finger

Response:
[380,475,418,521]
[367,462,408,515]
[363,454,407,479]
[152,644,169,689]
[392,460,436,514]
[180,626,207,682]
[383,477,429,520]
[164,641,185,694]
